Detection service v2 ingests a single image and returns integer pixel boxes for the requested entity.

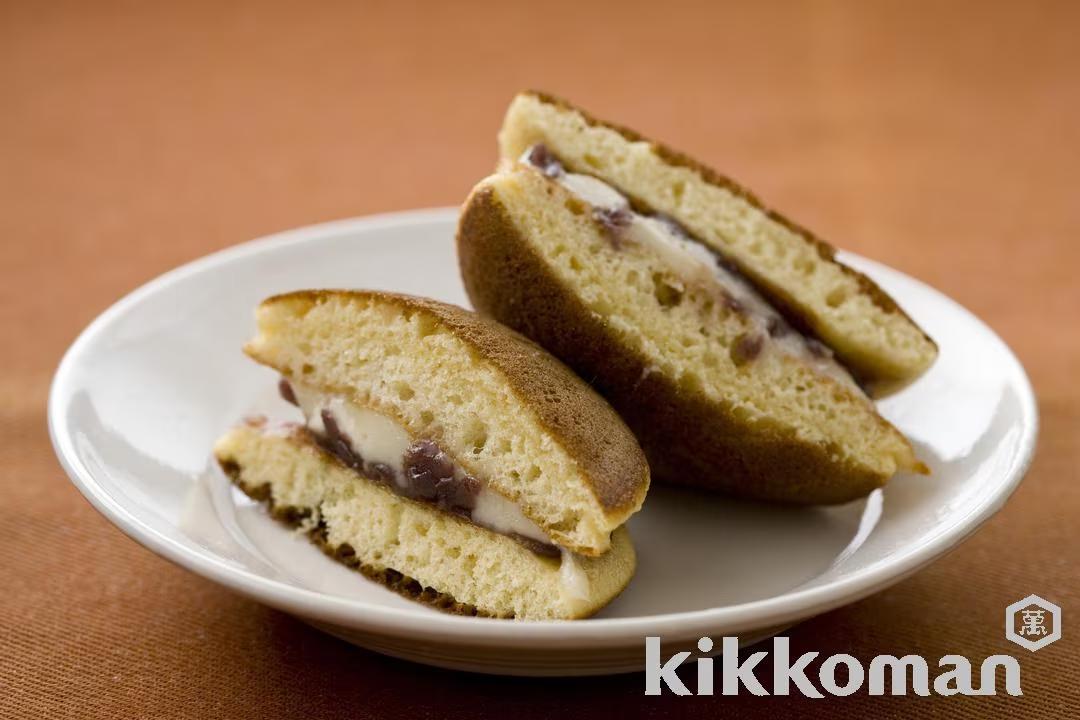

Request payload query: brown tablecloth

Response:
[3,1,1077,717]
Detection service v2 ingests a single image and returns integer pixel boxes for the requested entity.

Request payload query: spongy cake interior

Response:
[498,92,937,389]
[479,167,922,480]
[214,424,636,620]
[244,291,637,556]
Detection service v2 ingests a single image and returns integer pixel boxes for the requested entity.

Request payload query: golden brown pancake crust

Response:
[520,90,937,376]
[218,452,506,618]
[458,185,891,504]
[256,289,650,516]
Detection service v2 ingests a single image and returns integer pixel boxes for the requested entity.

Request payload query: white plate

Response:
[49,208,1037,676]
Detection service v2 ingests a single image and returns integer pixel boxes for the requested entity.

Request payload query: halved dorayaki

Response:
[214,290,648,619]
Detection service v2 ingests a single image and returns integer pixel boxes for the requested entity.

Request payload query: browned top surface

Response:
[3,1,1077,718]
[256,289,650,519]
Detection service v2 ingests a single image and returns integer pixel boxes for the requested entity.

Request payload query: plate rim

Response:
[48,207,1039,647]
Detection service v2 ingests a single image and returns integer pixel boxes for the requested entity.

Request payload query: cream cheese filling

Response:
[559,549,591,612]
[520,146,861,392]
[288,381,553,546]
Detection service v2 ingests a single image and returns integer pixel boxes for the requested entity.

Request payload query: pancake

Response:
[457,161,927,504]
[215,421,636,620]
[214,290,648,618]
[497,91,937,392]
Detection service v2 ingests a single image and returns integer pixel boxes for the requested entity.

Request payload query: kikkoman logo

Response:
[645,637,1023,697]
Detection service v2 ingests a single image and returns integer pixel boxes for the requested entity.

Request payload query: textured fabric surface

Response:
[2,1,1077,716]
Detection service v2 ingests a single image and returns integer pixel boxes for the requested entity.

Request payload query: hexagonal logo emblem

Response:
[1006,594,1061,652]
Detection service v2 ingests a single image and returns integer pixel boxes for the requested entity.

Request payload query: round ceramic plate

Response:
[49,208,1037,676]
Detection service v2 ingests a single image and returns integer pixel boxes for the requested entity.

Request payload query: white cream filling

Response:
[303,391,412,470]
[559,548,591,612]
[288,382,554,546]
[522,149,860,390]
